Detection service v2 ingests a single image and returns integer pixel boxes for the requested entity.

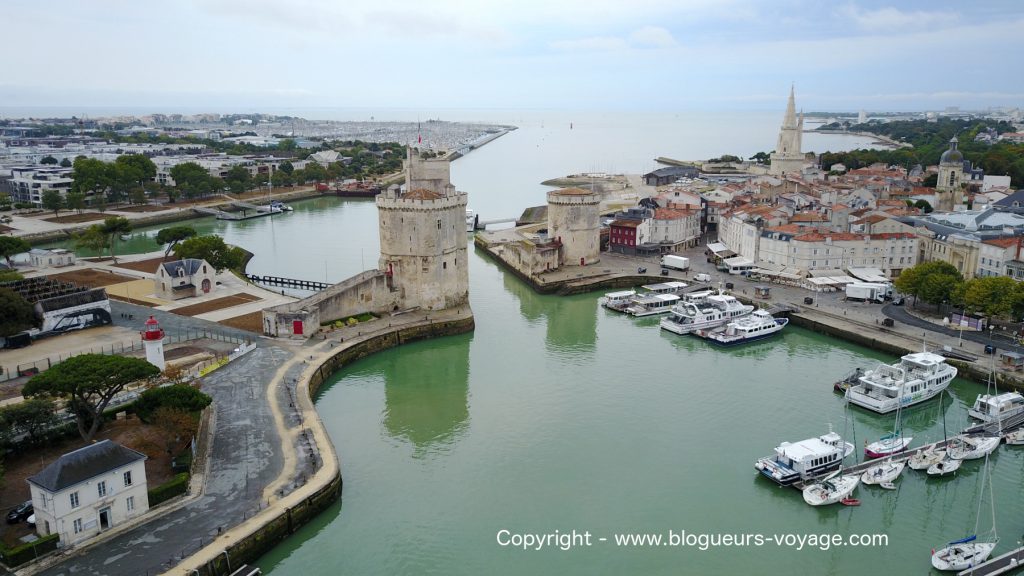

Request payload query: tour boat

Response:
[931,454,999,571]
[968,391,1024,424]
[625,293,680,317]
[946,435,1000,460]
[861,459,906,485]
[659,292,754,335]
[908,447,946,470]
[846,351,957,414]
[802,474,860,507]
[865,432,913,459]
[599,289,636,312]
[754,427,854,486]
[696,309,787,346]
[927,456,962,477]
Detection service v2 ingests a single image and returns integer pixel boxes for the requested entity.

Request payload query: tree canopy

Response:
[41,189,64,216]
[894,261,962,306]
[101,216,132,262]
[169,162,216,200]
[155,225,198,258]
[0,236,30,267]
[173,234,246,271]
[0,398,58,443]
[23,354,160,440]
[952,276,1024,320]
[0,287,35,337]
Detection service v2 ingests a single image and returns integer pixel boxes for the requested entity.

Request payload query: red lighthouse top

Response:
[142,316,164,341]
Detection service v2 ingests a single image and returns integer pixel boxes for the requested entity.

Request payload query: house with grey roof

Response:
[28,440,149,546]
[154,258,215,300]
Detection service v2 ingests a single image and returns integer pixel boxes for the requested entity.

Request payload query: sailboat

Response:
[930,453,999,571]
[861,457,905,485]
[804,395,860,506]
[909,389,948,470]
[865,387,912,458]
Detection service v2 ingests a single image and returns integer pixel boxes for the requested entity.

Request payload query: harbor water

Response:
[44,113,1018,574]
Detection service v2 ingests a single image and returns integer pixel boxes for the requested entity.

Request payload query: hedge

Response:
[148,472,190,507]
[2,533,59,568]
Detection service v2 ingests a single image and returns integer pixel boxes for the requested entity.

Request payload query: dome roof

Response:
[939,148,963,165]
[939,136,963,165]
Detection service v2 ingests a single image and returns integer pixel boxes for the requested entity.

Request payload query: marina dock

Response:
[957,546,1024,575]
[192,202,283,220]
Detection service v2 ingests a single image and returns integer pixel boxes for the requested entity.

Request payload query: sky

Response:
[2,0,1022,112]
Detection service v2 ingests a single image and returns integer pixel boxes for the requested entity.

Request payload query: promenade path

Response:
[28,302,471,576]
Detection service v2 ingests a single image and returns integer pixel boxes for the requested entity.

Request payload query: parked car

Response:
[6,501,32,524]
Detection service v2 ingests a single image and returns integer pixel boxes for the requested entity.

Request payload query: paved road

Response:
[882,303,1024,355]
[36,303,297,576]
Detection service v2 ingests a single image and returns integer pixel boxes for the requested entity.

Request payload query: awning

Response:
[810,269,845,278]
[724,256,754,267]
[848,267,889,283]
[707,242,736,257]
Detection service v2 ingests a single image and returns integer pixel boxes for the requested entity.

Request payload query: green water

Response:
[48,196,1022,574]
[252,249,1023,575]
[51,197,1024,574]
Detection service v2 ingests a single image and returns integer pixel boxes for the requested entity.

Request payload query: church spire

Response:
[783,84,798,129]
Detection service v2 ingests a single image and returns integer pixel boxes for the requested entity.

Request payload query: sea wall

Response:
[179,313,475,576]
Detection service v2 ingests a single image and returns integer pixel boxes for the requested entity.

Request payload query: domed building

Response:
[935,136,964,211]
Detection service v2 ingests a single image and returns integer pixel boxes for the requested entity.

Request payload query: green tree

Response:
[954,276,1019,319]
[65,190,86,213]
[914,199,934,214]
[41,189,65,217]
[270,170,292,187]
[101,216,132,262]
[40,155,58,165]
[74,224,109,256]
[0,236,30,267]
[303,162,327,183]
[23,354,160,441]
[129,186,147,205]
[59,157,72,168]
[174,234,246,271]
[169,162,213,201]
[922,173,938,187]
[71,157,113,198]
[894,261,962,307]
[278,138,297,151]
[278,160,294,174]
[0,398,58,443]
[0,287,35,337]
[155,225,198,259]
[224,165,251,194]
[919,273,960,306]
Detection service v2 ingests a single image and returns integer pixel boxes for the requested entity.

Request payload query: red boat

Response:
[840,498,861,506]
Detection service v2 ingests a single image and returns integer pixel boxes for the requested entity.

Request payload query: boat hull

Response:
[865,436,913,459]
[848,381,950,414]
[700,318,788,346]
[931,542,997,571]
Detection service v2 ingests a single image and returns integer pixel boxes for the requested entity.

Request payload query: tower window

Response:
[443,261,447,270]
[437,219,441,229]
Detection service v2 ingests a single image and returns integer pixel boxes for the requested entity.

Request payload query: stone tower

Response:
[376,149,468,311]
[547,187,600,267]
[935,136,964,212]
[769,85,805,176]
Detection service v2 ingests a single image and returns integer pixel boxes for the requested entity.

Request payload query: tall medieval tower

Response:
[935,136,964,212]
[769,86,805,176]
[376,149,469,311]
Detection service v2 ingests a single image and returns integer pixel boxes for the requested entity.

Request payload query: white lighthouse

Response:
[141,316,166,371]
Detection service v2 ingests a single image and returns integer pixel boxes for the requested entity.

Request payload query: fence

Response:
[1,329,253,383]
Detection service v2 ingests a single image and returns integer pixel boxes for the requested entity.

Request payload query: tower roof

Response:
[550,187,593,196]
[403,188,443,200]
[940,135,963,165]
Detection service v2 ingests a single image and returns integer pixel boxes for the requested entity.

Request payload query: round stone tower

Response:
[547,187,600,267]
[376,150,469,311]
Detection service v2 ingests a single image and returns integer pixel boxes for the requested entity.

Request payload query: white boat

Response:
[947,436,1000,460]
[908,447,946,470]
[659,292,754,335]
[466,208,477,232]
[969,391,1024,423]
[625,293,680,317]
[754,427,854,486]
[269,200,293,212]
[865,432,913,458]
[879,481,897,490]
[927,456,962,477]
[802,474,860,506]
[930,453,999,571]
[1003,428,1024,445]
[861,459,906,485]
[847,351,957,414]
[638,281,689,296]
[680,289,715,305]
[599,289,636,312]
[696,309,787,346]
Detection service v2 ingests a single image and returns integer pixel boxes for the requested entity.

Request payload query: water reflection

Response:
[383,334,471,455]
[542,294,597,355]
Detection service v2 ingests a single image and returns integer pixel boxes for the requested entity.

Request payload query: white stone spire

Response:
[770,85,806,176]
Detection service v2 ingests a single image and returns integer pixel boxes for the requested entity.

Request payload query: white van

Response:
[694,273,712,283]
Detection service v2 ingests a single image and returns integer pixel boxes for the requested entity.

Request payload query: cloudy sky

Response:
[3,0,1022,112]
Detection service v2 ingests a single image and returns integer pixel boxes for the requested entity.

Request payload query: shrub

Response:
[148,472,190,507]
[2,533,59,567]
[132,384,212,423]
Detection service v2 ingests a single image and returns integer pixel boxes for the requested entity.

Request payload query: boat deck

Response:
[955,546,1024,576]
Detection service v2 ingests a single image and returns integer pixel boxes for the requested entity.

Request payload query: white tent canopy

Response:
[847,267,889,283]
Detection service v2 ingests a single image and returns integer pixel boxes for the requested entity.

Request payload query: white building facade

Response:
[28,441,149,547]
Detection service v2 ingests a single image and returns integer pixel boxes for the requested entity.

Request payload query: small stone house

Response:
[28,440,150,547]
[154,258,215,300]
[29,248,76,268]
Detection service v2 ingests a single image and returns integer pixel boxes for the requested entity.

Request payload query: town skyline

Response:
[3,0,1022,112]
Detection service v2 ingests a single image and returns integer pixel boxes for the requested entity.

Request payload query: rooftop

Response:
[28,440,146,493]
